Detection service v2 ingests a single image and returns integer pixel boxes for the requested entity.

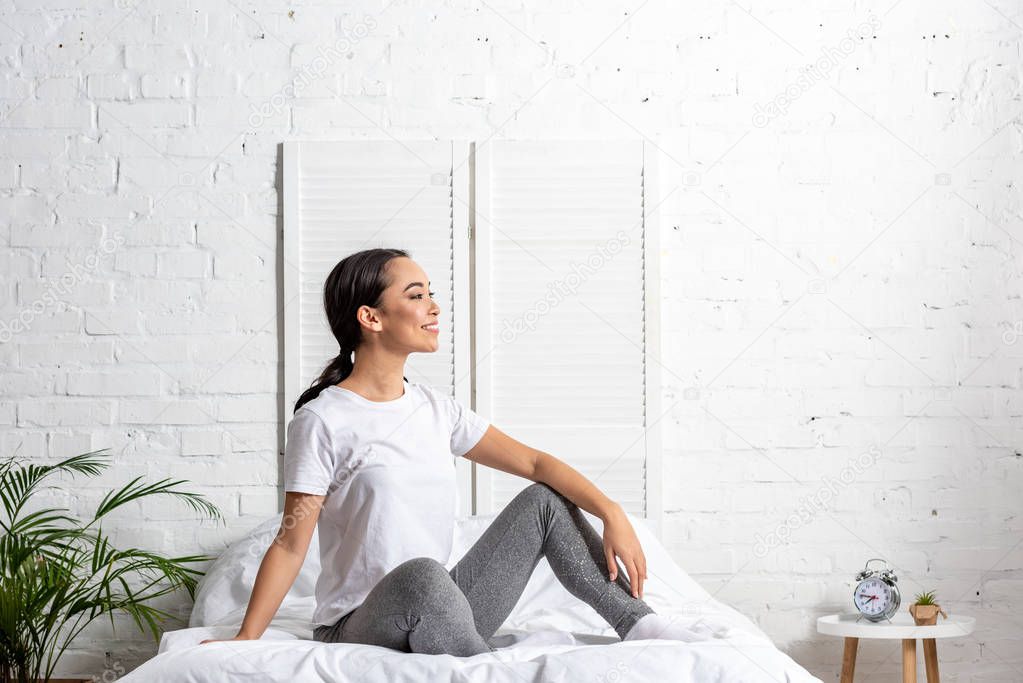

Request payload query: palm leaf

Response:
[92,476,224,525]
[0,450,111,536]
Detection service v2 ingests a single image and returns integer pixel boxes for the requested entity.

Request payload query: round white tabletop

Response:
[817,612,975,640]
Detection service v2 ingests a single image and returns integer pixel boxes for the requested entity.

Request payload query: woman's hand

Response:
[199,634,255,645]
[601,506,647,599]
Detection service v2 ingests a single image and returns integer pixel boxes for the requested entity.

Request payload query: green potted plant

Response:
[909,590,948,626]
[0,448,224,683]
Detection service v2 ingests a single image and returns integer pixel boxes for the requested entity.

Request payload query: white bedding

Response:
[121,512,822,682]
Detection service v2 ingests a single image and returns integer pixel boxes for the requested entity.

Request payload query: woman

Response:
[201,248,704,655]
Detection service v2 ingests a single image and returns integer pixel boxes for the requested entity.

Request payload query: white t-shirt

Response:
[283,380,491,627]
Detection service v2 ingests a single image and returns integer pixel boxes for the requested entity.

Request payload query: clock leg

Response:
[902,638,917,683]
[841,637,858,683]
[923,638,939,682]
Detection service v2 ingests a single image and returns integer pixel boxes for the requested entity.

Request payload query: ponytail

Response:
[293,346,354,415]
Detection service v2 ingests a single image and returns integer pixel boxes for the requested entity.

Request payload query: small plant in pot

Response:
[0,448,223,683]
[909,590,948,625]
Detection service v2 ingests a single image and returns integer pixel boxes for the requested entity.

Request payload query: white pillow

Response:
[189,509,749,639]
[189,514,321,629]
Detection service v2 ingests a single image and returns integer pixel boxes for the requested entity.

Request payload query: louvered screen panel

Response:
[283,140,474,514]
[473,141,661,524]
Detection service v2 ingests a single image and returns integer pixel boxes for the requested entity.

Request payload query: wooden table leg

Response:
[841,637,858,683]
[923,638,939,682]
[902,638,917,683]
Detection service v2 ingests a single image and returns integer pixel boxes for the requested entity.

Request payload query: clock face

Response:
[854,578,892,617]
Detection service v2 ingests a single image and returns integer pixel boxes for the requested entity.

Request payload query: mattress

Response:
[119,511,822,682]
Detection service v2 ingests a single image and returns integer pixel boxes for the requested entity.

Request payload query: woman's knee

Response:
[517,481,572,510]
[391,557,457,594]
[386,557,478,622]
[394,556,448,577]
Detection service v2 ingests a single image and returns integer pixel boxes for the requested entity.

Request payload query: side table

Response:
[817,613,974,682]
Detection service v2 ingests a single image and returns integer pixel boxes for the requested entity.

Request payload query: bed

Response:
[120,510,822,682]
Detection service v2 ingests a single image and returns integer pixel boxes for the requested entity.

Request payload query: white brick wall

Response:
[1,1,1019,680]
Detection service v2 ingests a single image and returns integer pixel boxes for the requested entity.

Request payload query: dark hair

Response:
[293,247,410,414]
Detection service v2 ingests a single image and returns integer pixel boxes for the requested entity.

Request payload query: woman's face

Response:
[371,257,441,353]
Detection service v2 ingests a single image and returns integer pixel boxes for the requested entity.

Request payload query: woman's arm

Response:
[200,491,324,643]
[463,426,647,599]
[530,450,623,523]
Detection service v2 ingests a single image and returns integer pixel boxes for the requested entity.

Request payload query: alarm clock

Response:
[853,558,901,622]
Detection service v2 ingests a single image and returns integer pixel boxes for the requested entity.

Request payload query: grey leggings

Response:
[311,482,655,655]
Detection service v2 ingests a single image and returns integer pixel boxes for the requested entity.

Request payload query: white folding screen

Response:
[283,140,660,530]
[283,140,475,514]
[473,141,661,531]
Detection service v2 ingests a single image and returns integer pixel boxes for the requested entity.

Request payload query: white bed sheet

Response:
[121,512,822,682]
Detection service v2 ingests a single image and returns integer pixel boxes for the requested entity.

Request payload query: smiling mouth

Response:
[422,323,439,332]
